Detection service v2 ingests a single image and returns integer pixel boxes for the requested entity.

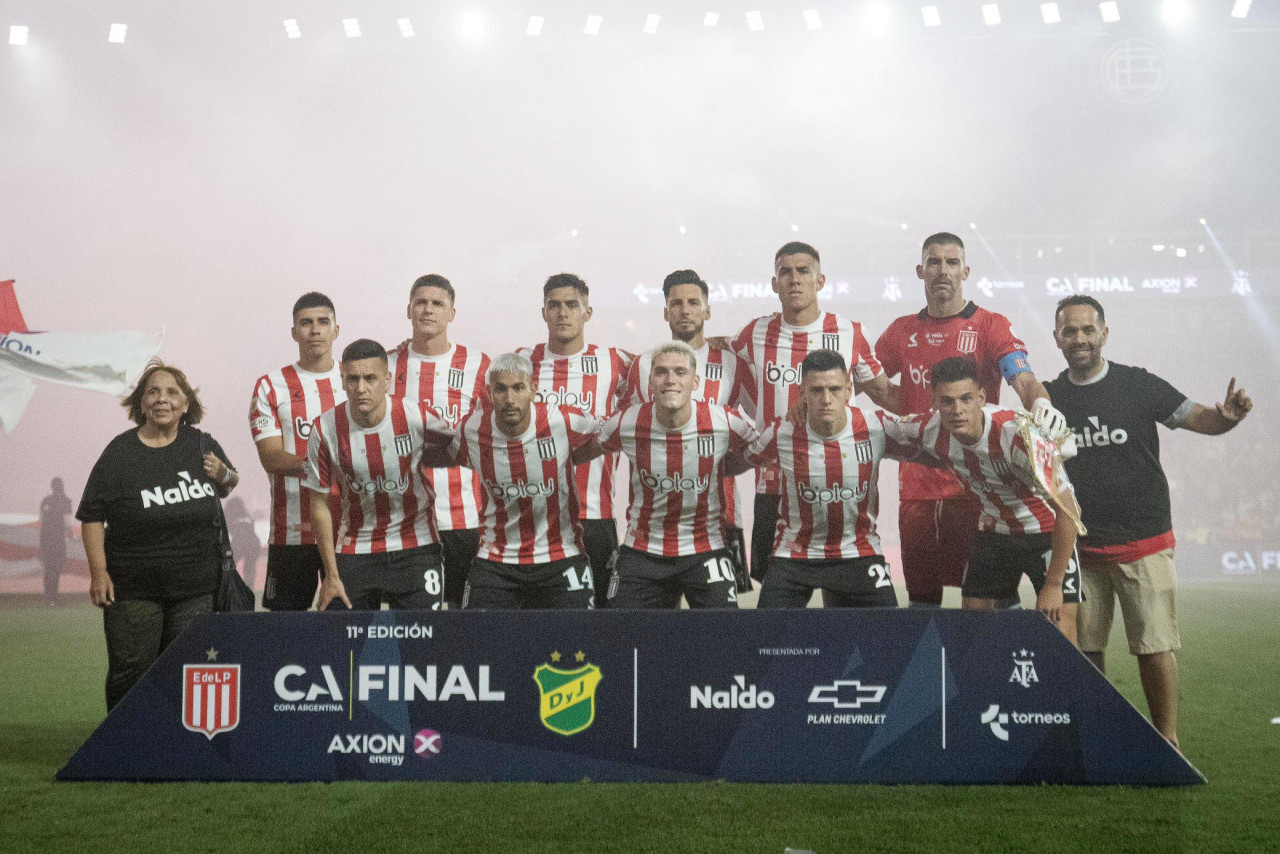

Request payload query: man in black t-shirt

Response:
[1046,295,1252,750]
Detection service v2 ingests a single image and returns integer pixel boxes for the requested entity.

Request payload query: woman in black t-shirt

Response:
[77,360,240,711]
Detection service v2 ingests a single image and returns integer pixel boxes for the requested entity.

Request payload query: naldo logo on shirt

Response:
[141,471,216,508]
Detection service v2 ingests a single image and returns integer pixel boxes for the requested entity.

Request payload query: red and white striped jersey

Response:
[882,405,1064,536]
[748,407,915,560]
[249,364,345,546]
[624,343,756,527]
[599,401,757,557]
[875,302,1029,501]
[451,404,597,566]
[730,312,882,494]
[387,342,490,531]
[302,397,454,555]
[516,343,633,520]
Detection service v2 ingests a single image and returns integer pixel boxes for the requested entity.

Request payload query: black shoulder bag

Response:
[201,432,256,612]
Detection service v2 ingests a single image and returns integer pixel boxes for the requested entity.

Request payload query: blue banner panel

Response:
[57,609,1203,785]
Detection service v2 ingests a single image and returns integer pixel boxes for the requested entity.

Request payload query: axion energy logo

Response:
[182,664,240,739]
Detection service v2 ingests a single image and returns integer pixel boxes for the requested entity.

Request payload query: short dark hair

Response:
[662,269,708,300]
[1055,295,1106,326]
[775,241,820,264]
[931,356,979,386]
[122,359,204,426]
[292,291,335,319]
[341,338,388,366]
[922,232,965,259]
[543,273,589,299]
[410,274,455,304]
[801,349,847,377]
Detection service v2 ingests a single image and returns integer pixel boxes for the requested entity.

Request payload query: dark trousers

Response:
[102,594,213,711]
[581,518,619,609]
[750,494,780,582]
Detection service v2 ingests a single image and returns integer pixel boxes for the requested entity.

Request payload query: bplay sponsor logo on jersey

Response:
[485,478,555,500]
[764,361,802,385]
[690,675,775,710]
[535,388,594,411]
[797,481,868,505]
[327,733,408,766]
[533,651,601,736]
[292,415,314,440]
[271,663,504,712]
[638,470,710,495]
[1072,416,1128,448]
[345,473,411,495]
[182,662,241,739]
[141,471,216,509]
[980,704,1071,742]
[806,679,887,725]
[429,402,460,426]
[1009,650,1039,688]
[907,363,931,388]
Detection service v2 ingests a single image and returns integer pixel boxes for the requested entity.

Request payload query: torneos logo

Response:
[413,728,442,757]
[485,478,555,500]
[345,474,411,495]
[639,470,709,495]
[1073,416,1128,449]
[764,362,803,385]
[981,704,1071,742]
[798,481,867,505]
[535,389,595,411]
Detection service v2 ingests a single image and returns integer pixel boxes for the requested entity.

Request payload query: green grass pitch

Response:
[1,585,1277,854]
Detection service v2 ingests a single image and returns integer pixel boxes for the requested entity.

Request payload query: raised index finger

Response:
[1226,377,1237,400]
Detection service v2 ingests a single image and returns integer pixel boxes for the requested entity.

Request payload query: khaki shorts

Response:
[1077,548,1180,655]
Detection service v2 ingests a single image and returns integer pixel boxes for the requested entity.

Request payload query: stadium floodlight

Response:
[1231,0,1252,19]
[791,223,800,233]
[705,12,720,27]
[644,14,661,35]
[969,222,977,230]
[398,18,415,38]
[900,222,909,230]
[1152,244,1166,251]
[584,15,603,35]
[922,6,942,27]
[981,4,1001,26]
[746,11,765,31]
[283,19,301,39]
[679,225,687,235]
[1160,0,1190,27]
[865,3,891,36]
[527,16,545,36]
[1176,247,1187,257]
[1099,2,1120,23]
[1041,3,1062,24]
[571,229,579,237]
[803,9,822,30]
[342,18,361,38]
[460,11,485,41]
[108,23,127,43]
[9,25,28,45]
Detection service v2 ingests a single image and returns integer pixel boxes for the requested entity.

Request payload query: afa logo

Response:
[182,662,240,739]
[533,651,602,736]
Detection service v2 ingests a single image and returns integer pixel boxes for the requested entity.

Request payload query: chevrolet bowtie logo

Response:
[807,680,886,709]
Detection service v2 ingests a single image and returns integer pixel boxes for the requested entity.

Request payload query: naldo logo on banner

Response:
[690,675,775,709]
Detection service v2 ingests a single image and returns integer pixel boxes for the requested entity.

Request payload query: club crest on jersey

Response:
[822,333,841,351]
[533,654,602,736]
[447,368,465,390]
[992,458,1014,479]
[182,663,240,740]
[703,362,722,381]
[853,440,873,463]
[697,435,716,457]
[394,433,413,457]
[580,355,598,375]
[538,437,557,461]
[957,329,978,355]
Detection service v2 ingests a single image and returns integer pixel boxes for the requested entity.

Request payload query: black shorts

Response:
[581,518,619,609]
[609,546,738,609]
[758,554,898,609]
[750,494,780,582]
[263,544,323,611]
[329,544,445,611]
[961,531,1082,603]
[463,555,594,610]
[724,525,752,594]
[440,528,480,607]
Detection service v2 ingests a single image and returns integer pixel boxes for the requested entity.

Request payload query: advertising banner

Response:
[58,609,1203,785]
